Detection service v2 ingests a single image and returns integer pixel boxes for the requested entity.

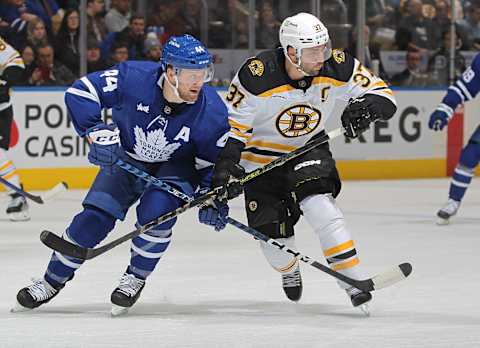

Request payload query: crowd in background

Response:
[0,0,479,87]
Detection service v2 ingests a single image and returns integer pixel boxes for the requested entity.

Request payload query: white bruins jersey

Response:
[0,37,24,75]
[225,48,396,171]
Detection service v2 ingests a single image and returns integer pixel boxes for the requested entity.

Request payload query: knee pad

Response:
[67,205,116,248]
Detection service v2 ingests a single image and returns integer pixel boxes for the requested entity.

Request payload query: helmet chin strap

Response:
[162,72,195,104]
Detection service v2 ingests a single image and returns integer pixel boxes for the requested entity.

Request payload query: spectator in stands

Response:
[105,0,130,33]
[107,40,128,65]
[257,2,280,49]
[397,0,436,52]
[114,14,145,60]
[54,9,80,75]
[26,16,50,50]
[0,0,40,49]
[457,1,480,50]
[87,0,107,46]
[86,39,108,73]
[147,1,185,45]
[19,44,35,85]
[143,32,161,62]
[28,42,75,86]
[180,0,201,39]
[428,29,466,86]
[390,49,431,86]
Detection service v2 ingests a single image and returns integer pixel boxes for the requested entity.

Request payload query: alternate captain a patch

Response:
[276,104,321,138]
[248,59,264,77]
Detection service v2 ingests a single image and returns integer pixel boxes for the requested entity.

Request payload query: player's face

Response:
[174,67,213,102]
[299,44,331,75]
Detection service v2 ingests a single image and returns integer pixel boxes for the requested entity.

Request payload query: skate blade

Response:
[111,304,129,317]
[10,302,32,313]
[436,217,450,225]
[358,303,370,317]
[8,212,31,222]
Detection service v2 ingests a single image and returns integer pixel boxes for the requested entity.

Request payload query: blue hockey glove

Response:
[86,124,120,172]
[428,109,450,131]
[198,199,229,231]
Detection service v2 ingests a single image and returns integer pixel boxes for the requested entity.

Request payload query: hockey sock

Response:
[300,194,364,289]
[44,206,116,287]
[259,236,299,274]
[0,148,20,194]
[449,141,479,202]
[128,227,172,279]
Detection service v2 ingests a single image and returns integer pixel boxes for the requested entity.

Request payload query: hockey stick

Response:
[0,176,68,204]
[116,161,413,292]
[226,218,412,292]
[40,127,344,260]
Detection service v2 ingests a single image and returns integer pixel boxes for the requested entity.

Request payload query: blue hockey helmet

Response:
[161,34,214,82]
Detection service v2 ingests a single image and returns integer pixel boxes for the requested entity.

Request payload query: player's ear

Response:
[165,65,176,83]
[287,46,297,63]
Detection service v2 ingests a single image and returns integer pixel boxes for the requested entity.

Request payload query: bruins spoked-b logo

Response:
[276,104,321,137]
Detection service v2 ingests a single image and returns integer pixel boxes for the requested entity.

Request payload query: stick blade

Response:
[41,182,68,203]
[371,262,413,291]
[40,230,88,260]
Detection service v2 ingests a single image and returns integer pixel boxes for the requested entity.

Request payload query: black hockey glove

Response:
[341,97,381,138]
[212,138,246,201]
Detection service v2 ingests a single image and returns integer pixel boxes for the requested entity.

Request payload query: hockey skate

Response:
[346,286,372,316]
[6,192,30,221]
[110,272,145,316]
[281,264,303,302]
[436,199,460,225]
[12,278,63,312]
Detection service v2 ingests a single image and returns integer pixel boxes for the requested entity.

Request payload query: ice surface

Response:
[1,178,479,348]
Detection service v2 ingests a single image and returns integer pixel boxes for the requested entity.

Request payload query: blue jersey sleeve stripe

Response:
[80,76,100,103]
[66,87,100,104]
[456,80,473,101]
[437,103,454,118]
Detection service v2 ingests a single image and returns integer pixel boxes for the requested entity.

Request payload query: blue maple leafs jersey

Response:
[64,60,230,189]
[437,53,480,117]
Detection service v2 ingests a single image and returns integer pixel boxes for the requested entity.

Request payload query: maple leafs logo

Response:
[133,126,181,162]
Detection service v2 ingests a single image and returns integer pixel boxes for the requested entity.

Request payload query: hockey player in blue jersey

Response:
[13,34,231,315]
[429,52,480,225]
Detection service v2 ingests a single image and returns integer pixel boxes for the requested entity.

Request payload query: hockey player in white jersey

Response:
[0,36,29,221]
[429,52,480,224]
[200,13,397,312]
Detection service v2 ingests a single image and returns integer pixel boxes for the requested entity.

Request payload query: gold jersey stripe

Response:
[312,76,347,87]
[230,129,252,140]
[370,81,388,89]
[323,240,354,257]
[229,118,251,132]
[258,76,347,98]
[246,140,298,152]
[241,152,275,164]
[331,257,359,271]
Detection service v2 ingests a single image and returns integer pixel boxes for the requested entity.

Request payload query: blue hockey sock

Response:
[449,142,479,202]
[44,206,116,287]
[128,228,172,280]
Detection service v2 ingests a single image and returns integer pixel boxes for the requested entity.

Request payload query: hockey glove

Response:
[341,98,381,138]
[212,138,246,200]
[198,199,229,231]
[86,124,120,173]
[428,108,450,131]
